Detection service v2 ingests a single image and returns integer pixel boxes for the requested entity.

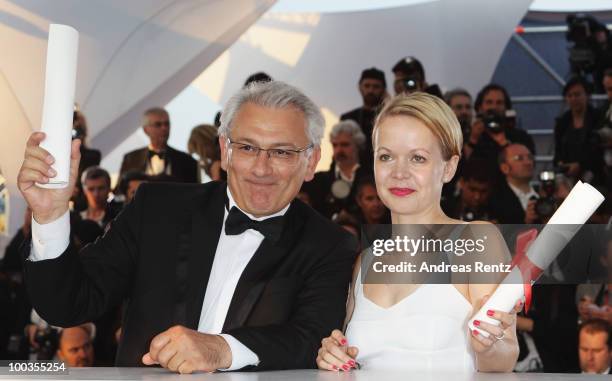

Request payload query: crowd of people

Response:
[0,53,611,374]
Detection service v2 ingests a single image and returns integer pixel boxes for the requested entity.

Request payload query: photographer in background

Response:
[442,158,496,222]
[341,67,387,169]
[553,76,602,183]
[303,120,370,219]
[469,84,535,168]
[391,56,443,98]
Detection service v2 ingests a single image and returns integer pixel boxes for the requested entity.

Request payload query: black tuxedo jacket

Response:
[118,146,198,184]
[488,181,526,224]
[23,182,356,369]
[303,164,372,219]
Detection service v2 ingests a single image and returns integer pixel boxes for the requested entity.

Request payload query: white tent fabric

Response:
[0,0,275,250]
[0,0,533,251]
[102,0,533,178]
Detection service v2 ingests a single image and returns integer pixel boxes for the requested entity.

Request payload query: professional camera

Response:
[566,14,604,75]
[33,327,58,360]
[459,208,491,222]
[403,76,420,92]
[479,111,505,134]
[534,171,557,220]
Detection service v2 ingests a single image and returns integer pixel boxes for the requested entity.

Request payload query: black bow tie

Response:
[224,206,284,242]
[148,150,166,160]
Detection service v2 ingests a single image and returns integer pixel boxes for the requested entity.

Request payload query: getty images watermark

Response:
[360,224,611,284]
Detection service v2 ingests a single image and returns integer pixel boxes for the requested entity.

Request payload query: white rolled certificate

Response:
[468,181,605,337]
[37,24,79,189]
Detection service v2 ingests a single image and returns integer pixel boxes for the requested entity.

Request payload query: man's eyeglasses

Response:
[148,121,170,128]
[227,137,313,167]
[509,154,534,162]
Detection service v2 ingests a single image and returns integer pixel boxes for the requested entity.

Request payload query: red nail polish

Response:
[473,320,480,326]
[486,310,494,317]
[340,339,347,345]
[332,365,338,370]
[473,329,479,336]
[342,365,349,371]
[348,360,355,366]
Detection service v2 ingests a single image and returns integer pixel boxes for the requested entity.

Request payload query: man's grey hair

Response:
[330,120,366,149]
[443,88,471,106]
[218,81,325,146]
[142,107,168,127]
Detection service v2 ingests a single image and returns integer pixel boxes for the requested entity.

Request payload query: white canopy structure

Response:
[1,0,539,250]
[0,0,275,249]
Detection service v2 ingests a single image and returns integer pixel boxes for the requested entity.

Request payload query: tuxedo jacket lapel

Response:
[185,184,226,329]
[135,148,149,172]
[222,202,306,331]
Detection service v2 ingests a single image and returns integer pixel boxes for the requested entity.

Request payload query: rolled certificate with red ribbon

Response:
[468,181,605,337]
[36,24,79,189]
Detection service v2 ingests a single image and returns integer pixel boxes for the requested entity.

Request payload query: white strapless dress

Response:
[345,271,476,372]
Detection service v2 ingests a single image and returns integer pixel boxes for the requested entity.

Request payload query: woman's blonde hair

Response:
[373,92,463,161]
[188,124,220,161]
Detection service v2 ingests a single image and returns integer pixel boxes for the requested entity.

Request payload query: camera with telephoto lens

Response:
[533,171,557,220]
[403,75,420,92]
[479,110,505,134]
[33,327,58,360]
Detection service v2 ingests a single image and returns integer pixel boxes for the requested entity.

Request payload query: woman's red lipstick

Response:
[389,188,415,196]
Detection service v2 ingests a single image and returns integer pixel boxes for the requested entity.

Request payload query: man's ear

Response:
[443,155,460,183]
[304,146,321,182]
[143,125,151,139]
[219,136,229,171]
[500,162,510,176]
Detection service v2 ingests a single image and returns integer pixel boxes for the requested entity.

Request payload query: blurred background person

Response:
[391,56,442,98]
[118,107,198,185]
[303,120,369,219]
[187,124,223,182]
[354,176,389,225]
[553,76,602,183]
[71,109,102,213]
[489,144,538,224]
[442,158,496,222]
[78,166,121,230]
[577,319,611,374]
[340,67,387,168]
[56,325,96,367]
[471,84,535,165]
[116,171,149,205]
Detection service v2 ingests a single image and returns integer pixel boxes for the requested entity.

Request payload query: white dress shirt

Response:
[507,182,538,211]
[146,145,169,176]
[29,188,288,370]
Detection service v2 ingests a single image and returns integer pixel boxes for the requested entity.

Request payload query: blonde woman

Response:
[187,124,222,182]
[316,93,522,372]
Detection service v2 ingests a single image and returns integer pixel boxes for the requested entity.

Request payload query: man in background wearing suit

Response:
[18,81,356,373]
[489,143,538,224]
[118,107,198,184]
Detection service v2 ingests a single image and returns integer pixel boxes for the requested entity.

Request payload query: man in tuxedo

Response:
[489,143,538,224]
[118,107,198,184]
[18,81,356,373]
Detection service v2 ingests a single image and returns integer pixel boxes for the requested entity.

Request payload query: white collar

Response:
[507,181,537,199]
[334,163,360,182]
[226,188,289,221]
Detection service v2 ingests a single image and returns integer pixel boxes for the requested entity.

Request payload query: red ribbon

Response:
[510,228,544,313]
